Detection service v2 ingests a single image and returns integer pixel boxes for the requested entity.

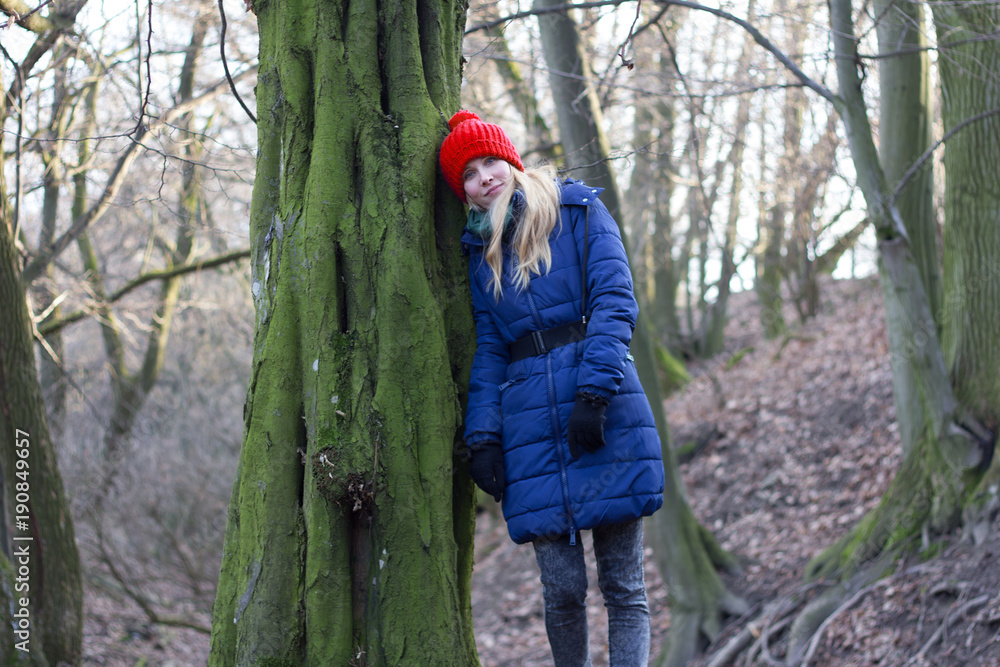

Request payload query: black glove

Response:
[567,391,610,459]
[468,439,505,502]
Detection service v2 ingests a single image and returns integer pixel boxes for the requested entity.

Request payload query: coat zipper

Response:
[525,288,577,544]
[498,377,524,392]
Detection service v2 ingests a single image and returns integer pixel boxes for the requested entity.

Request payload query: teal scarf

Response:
[466,190,525,239]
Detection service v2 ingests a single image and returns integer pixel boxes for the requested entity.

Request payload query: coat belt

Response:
[509,320,587,362]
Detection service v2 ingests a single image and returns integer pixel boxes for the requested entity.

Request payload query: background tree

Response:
[627,38,683,354]
[3,0,259,655]
[0,1,87,662]
[676,0,1000,659]
[876,0,936,456]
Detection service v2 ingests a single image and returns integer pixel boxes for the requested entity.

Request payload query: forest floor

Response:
[472,276,1000,667]
[78,276,1000,665]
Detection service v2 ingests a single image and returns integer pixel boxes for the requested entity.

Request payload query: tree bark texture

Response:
[877,0,938,321]
[209,0,477,664]
[931,0,1000,534]
[932,1,1000,422]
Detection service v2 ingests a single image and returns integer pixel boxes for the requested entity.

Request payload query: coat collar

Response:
[461,179,604,254]
[559,178,604,206]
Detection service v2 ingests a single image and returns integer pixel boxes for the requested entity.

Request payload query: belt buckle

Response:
[531,330,547,355]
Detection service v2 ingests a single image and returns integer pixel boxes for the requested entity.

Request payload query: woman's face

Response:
[463,156,513,210]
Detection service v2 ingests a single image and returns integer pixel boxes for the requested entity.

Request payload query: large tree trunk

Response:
[0,25,84,667]
[208,0,478,663]
[533,2,746,665]
[931,0,1000,533]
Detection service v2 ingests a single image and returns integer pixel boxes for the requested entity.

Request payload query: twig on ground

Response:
[707,626,754,667]
[908,594,990,664]
[757,614,793,665]
[800,576,896,667]
[745,593,803,666]
[970,626,1000,656]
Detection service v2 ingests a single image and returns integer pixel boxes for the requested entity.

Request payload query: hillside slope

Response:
[473,277,1000,666]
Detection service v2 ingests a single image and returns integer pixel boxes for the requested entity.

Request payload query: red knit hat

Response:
[439,110,524,202]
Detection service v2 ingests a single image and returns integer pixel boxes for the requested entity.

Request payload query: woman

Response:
[441,110,665,666]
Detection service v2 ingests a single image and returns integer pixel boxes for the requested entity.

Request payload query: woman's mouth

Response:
[485,183,504,198]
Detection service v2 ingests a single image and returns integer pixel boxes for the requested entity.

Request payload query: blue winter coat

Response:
[462,179,665,544]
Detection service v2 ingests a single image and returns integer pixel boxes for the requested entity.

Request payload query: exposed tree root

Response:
[905,594,990,665]
[793,567,894,666]
[745,614,793,666]
[700,556,923,666]
[785,555,894,665]
[964,454,1000,545]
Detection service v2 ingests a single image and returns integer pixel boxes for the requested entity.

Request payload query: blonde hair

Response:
[475,164,560,298]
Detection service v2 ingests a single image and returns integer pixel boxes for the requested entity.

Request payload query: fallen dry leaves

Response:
[76,277,1000,665]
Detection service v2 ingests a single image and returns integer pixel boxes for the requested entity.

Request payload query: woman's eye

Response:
[485,157,496,165]
[463,170,474,181]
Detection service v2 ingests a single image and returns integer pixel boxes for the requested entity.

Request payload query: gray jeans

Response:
[532,518,650,667]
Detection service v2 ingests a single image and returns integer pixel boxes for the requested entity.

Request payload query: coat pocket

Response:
[498,375,527,419]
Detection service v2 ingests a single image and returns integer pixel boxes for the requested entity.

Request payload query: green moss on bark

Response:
[210,0,477,663]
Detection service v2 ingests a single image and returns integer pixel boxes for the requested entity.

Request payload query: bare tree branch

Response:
[465,0,835,105]
[616,0,643,68]
[654,0,837,103]
[465,0,631,35]
[94,528,211,635]
[892,105,1000,204]
[21,71,256,284]
[3,1,85,113]
[0,0,54,32]
[37,249,251,336]
[480,51,804,99]
[218,0,257,123]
